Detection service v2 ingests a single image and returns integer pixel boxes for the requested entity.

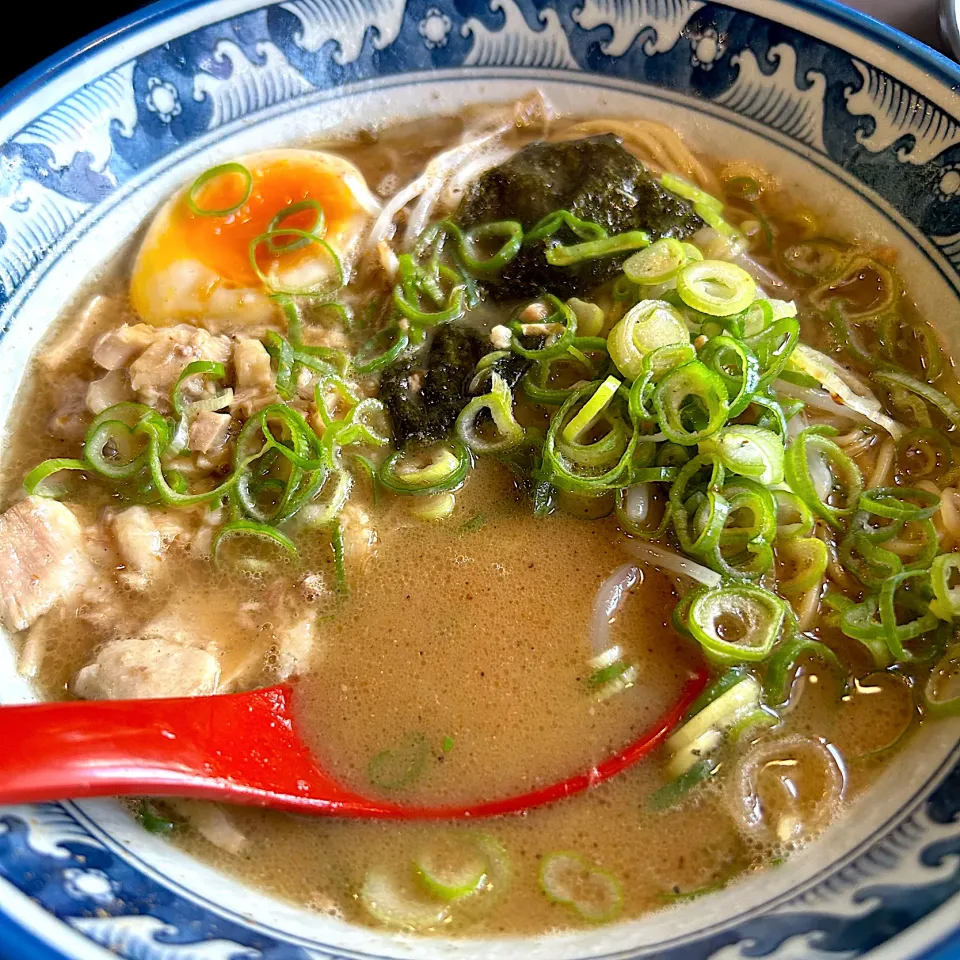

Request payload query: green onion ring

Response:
[653,360,729,446]
[764,635,844,707]
[23,458,88,497]
[379,441,471,496]
[213,519,298,568]
[249,229,344,295]
[859,486,941,522]
[688,582,786,664]
[524,210,607,245]
[266,199,326,253]
[187,162,253,217]
[352,326,409,375]
[784,426,862,530]
[924,644,960,716]
[878,569,941,662]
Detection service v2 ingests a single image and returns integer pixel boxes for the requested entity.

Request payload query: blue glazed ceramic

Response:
[1,1,959,957]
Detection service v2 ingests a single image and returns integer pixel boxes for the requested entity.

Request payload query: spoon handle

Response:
[0,685,377,813]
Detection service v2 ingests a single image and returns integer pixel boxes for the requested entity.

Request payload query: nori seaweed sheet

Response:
[456,135,702,299]
[379,324,486,447]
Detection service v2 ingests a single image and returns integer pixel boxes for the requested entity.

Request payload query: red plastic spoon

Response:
[0,668,708,819]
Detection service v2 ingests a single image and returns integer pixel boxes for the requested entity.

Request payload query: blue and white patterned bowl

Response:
[1,0,960,957]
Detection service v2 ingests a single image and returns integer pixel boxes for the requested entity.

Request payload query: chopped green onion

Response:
[456,372,525,454]
[837,595,894,667]
[653,360,729,446]
[258,404,328,471]
[764,635,844,707]
[410,492,456,520]
[453,220,523,275]
[266,199,325,252]
[562,375,621,444]
[524,209,607,245]
[695,202,742,240]
[709,478,777,579]
[545,231,650,266]
[784,426,863,530]
[924,644,960,716]
[728,706,779,743]
[414,835,489,901]
[860,486,940,522]
[330,519,347,596]
[368,733,430,790]
[748,317,801,388]
[698,335,761,418]
[608,299,688,380]
[810,256,897,319]
[878,569,941,661]
[623,238,687,284]
[881,315,946,382]
[873,370,960,432]
[172,360,227,418]
[668,674,761,755]
[648,757,718,811]
[683,666,749,719]
[379,441,471,496]
[585,646,638,701]
[507,296,578,361]
[298,469,351,527]
[213,520,298,569]
[264,332,296,400]
[676,260,756,317]
[699,425,783,484]
[774,490,815,538]
[897,428,953,479]
[360,868,449,930]
[777,536,828,593]
[352,326,409,374]
[23,458,87,497]
[840,531,901,596]
[538,852,622,923]
[249,229,343,296]
[660,173,723,210]
[135,799,177,835]
[539,382,639,495]
[186,162,252,217]
[616,483,672,540]
[666,727,723,779]
[688,584,786,664]
[747,394,791,441]
[565,298,605,337]
[740,298,798,335]
[85,418,153,480]
[930,553,960,620]
[779,237,849,279]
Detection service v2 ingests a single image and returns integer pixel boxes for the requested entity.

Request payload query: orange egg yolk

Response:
[175,158,359,287]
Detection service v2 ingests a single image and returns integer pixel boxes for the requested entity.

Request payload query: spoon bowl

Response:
[0,670,708,819]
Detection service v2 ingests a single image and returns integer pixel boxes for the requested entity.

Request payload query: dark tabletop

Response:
[0,1,147,90]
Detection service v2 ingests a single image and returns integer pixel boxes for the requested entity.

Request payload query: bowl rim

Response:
[2,0,960,114]
[0,0,959,958]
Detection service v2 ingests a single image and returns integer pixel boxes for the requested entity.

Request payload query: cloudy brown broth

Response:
[1,101,957,935]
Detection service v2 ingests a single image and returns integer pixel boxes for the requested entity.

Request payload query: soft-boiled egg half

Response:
[130,149,380,328]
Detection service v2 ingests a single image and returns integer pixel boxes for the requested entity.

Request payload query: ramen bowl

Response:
[0,0,959,957]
